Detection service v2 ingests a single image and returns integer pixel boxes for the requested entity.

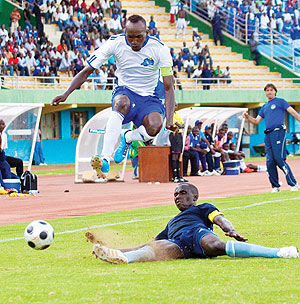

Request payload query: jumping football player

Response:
[52,15,176,180]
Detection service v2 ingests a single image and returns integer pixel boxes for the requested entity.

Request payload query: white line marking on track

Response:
[1,196,299,243]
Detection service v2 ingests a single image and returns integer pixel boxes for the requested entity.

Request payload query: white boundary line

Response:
[1,196,299,244]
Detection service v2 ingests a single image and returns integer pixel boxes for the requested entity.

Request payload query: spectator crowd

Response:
[0,0,236,90]
[197,0,300,45]
[0,0,131,85]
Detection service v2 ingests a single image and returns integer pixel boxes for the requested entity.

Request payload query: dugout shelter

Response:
[0,103,43,170]
[75,106,247,183]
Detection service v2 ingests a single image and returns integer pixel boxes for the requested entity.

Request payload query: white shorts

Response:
[176,18,186,29]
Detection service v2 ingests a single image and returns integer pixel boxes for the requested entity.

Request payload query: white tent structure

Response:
[0,103,43,170]
[177,107,247,151]
[75,106,247,183]
[75,108,131,183]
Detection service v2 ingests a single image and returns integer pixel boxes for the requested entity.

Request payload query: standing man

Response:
[176,4,189,39]
[249,33,260,66]
[52,15,176,179]
[211,12,223,46]
[243,83,300,192]
[169,103,188,183]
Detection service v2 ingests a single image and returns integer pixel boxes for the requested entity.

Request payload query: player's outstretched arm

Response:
[243,112,263,125]
[213,214,248,242]
[287,106,300,123]
[52,65,95,106]
[163,75,177,132]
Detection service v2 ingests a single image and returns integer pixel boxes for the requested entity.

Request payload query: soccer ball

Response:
[24,220,54,250]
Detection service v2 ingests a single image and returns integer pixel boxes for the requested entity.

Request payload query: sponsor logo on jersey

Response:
[271,104,276,110]
[141,57,154,66]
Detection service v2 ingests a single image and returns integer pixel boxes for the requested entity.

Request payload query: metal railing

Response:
[188,0,300,74]
[0,76,117,90]
[1,75,300,90]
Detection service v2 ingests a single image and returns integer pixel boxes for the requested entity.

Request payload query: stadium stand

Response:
[0,0,299,90]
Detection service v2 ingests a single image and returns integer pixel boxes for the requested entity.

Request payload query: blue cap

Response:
[205,125,212,130]
[195,120,203,126]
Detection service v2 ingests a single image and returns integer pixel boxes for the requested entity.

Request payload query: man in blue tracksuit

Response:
[243,83,300,192]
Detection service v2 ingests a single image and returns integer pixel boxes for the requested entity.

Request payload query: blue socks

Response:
[226,241,280,258]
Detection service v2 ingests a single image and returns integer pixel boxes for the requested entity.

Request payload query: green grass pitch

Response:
[1,191,300,303]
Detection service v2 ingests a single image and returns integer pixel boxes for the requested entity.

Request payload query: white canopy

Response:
[75,106,247,182]
[0,103,43,170]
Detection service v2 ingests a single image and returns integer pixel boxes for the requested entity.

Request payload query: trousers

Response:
[265,128,297,188]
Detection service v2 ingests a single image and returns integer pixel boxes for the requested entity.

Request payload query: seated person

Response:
[189,126,209,176]
[183,125,199,176]
[221,142,231,162]
[0,134,19,189]
[226,131,236,144]
[0,119,23,178]
[228,142,266,173]
[213,128,226,174]
[204,125,220,175]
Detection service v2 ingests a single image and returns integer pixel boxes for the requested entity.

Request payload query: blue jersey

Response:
[155,203,220,240]
[258,97,290,129]
[189,133,200,147]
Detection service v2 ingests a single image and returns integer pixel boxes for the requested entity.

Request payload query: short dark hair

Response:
[182,183,199,199]
[264,83,277,93]
[127,15,146,27]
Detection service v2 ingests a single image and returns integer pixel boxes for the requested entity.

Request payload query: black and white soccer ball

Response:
[24,220,54,250]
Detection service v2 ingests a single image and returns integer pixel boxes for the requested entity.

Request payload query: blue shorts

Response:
[112,86,166,127]
[168,228,216,259]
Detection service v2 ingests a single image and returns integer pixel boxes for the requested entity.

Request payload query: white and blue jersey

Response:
[259,97,290,130]
[86,34,173,97]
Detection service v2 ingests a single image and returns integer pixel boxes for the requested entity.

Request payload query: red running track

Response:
[1,159,300,226]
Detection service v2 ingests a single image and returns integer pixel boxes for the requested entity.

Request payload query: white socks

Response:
[101,110,124,161]
[125,125,154,143]
[257,165,267,172]
[123,245,155,263]
[240,160,247,171]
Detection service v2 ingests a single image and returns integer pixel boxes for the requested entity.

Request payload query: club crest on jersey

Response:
[271,104,276,110]
[141,57,154,66]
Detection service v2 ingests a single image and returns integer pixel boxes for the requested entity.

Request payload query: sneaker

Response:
[277,246,299,258]
[197,170,204,176]
[290,184,299,191]
[93,244,128,264]
[271,187,280,193]
[178,177,188,182]
[203,170,213,176]
[91,155,109,178]
[132,175,139,180]
[244,167,254,173]
[212,170,221,176]
[114,130,130,164]
[173,177,180,183]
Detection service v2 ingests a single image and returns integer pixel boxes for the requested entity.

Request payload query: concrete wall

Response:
[2,89,300,162]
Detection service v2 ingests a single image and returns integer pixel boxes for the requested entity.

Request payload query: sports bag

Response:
[20,171,38,193]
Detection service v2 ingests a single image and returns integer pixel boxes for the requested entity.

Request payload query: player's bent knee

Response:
[150,240,184,260]
[113,95,131,115]
[143,113,163,136]
[201,235,226,257]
